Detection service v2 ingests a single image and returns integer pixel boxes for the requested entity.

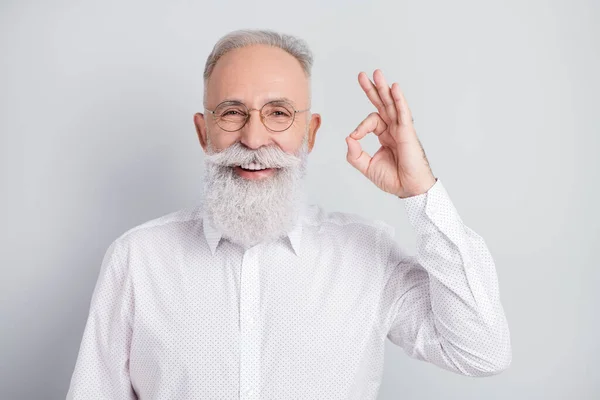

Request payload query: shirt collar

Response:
[202,205,307,257]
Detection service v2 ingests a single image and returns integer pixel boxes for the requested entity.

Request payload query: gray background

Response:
[1,0,598,399]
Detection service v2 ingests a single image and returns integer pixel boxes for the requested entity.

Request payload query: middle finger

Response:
[358,71,389,122]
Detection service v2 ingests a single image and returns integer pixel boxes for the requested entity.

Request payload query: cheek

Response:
[273,131,305,153]
[209,131,239,150]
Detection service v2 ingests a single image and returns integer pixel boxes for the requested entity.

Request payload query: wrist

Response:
[397,176,437,198]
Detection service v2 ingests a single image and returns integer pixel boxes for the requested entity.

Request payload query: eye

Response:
[220,109,245,117]
[267,108,292,117]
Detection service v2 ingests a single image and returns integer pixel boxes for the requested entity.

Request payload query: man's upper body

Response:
[66,177,511,400]
[67,29,511,399]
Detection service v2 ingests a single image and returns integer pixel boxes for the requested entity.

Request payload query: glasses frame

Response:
[205,100,311,132]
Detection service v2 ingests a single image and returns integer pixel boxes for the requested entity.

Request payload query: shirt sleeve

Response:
[381,177,512,377]
[66,239,138,399]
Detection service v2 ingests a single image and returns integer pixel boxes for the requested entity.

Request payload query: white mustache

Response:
[204,141,302,169]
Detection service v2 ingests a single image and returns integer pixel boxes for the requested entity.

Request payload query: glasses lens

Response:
[262,101,294,131]
[214,102,247,131]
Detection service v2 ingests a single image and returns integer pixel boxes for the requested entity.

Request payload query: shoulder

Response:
[305,203,396,241]
[111,204,204,251]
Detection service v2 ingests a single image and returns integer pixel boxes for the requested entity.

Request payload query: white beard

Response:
[201,131,309,250]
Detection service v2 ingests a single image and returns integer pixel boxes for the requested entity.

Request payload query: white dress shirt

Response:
[66,177,511,400]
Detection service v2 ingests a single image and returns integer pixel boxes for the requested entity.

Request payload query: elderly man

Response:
[66,29,511,399]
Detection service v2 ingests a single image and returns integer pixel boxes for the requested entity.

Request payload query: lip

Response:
[233,166,277,180]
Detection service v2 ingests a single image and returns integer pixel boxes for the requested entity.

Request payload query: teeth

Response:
[239,162,268,171]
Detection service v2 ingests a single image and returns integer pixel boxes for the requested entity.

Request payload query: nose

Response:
[239,109,270,150]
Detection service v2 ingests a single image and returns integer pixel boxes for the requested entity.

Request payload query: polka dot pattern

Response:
[66,178,511,399]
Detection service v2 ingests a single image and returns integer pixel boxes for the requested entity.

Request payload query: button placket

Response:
[239,247,261,399]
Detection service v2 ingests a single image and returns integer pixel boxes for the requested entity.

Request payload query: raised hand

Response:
[345,69,437,198]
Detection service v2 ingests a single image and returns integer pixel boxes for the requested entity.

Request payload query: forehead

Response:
[206,44,309,106]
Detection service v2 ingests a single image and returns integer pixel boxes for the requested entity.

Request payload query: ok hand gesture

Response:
[345,69,437,198]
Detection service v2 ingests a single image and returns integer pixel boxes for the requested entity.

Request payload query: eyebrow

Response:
[220,97,298,107]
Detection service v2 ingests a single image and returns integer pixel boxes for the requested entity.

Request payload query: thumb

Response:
[345,136,370,176]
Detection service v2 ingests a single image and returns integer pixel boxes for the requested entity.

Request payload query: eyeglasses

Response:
[205,100,310,132]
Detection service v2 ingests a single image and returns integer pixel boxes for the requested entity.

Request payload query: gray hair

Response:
[202,29,314,105]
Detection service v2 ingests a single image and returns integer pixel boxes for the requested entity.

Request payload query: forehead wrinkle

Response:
[214,79,302,106]
[207,44,309,96]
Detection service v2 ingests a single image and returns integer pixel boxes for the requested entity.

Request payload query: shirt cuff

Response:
[402,178,464,236]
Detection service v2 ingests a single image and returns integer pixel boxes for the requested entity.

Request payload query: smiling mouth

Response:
[232,164,278,180]
[233,162,276,171]
[235,165,277,172]
[237,166,270,171]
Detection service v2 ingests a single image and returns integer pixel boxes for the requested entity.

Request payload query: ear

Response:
[307,113,321,153]
[193,112,208,152]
